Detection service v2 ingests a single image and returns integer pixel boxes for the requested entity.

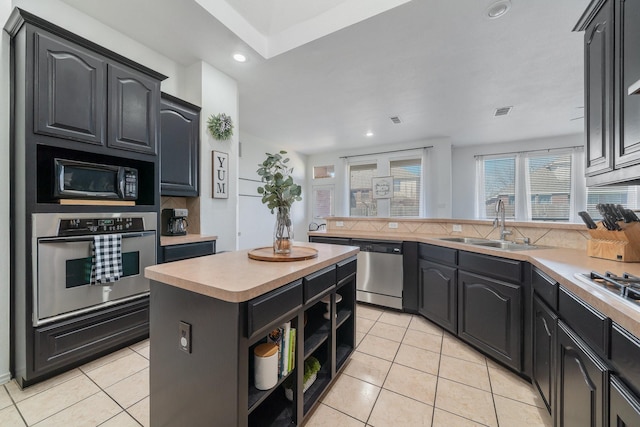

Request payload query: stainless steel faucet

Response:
[493,199,512,241]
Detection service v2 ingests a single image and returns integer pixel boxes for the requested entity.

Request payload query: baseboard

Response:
[0,371,11,385]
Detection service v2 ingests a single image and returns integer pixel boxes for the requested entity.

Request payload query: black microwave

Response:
[54,158,138,200]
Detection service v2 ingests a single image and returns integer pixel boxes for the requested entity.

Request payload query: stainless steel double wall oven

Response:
[33,212,157,326]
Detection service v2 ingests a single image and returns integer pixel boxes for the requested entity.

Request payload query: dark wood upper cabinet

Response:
[576,0,640,185]
[584,0,614,177]
[107,63,159,155]
[160,94,200,196]
[34,31,106,145]
[614,0,640,168]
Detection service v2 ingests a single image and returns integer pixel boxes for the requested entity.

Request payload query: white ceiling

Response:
[60,0,589,155]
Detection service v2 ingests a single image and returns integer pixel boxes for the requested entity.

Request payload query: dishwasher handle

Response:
[352,240,403,254]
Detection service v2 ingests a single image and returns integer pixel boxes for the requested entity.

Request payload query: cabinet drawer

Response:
[34,299,149,375]
[304,265,336,303]
[458,251,522,283]
[162,241,215,263]
[247,280,302,337]
[611,323,640,395]
[419,243,457,266]
[309,236,351,245]
[532,267,558,311]
[337,256,357,284]
[558,286,610,357]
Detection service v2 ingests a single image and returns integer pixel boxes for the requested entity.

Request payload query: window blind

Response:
[390,158,421,217]
[349,163,377,216]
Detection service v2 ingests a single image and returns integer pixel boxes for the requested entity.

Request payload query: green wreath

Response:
[207,113,234,140]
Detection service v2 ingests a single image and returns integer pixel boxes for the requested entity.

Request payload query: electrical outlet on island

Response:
[452,224,462,232]
[336,221,344,227]
[388,222,398,229]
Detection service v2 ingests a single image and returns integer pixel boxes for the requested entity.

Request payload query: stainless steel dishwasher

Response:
[352,239,403,309]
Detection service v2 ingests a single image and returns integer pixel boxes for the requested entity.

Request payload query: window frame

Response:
[345,149,427,218]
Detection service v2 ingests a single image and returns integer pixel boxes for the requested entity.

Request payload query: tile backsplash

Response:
[160,196,201,234]
[326,218,590,251]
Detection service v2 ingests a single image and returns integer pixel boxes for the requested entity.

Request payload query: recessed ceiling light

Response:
[366,131,374,137]
[486,0,511,19]
[233,53,246,63]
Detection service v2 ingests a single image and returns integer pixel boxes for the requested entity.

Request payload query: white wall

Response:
[451,133,585,218]
[306,138,453,219]
[13,0,185,96]
[238,133,307,249]
[184,61,239,252]
[0,0,12,385]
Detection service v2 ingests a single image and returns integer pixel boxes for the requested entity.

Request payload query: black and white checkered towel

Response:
[90,234,123,285]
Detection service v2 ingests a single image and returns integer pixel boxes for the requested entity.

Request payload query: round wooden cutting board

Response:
[248,246,319,262]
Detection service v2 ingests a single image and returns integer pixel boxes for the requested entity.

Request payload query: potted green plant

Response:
[283,356,321,400]
[257,151,302,254]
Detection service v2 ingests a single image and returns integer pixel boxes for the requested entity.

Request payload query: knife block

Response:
[587,221,640,262]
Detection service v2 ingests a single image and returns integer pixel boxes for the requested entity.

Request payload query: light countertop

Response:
[145,242,358,303]
[310,230,640,337]
[160,234,217,247]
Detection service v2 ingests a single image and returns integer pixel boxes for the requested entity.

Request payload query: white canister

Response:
[254,342,278,390]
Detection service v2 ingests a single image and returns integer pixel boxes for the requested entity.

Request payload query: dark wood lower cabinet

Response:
[28,298,149,385]
[533,295,557,415]
[418,259,457,334]
[610,376,640,427]
[556,321,607,427]
[160,241,216,263]
[458,270,522,371]
[150,257,356,426]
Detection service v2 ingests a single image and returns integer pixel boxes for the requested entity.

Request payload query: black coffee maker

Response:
[161,208,189,236]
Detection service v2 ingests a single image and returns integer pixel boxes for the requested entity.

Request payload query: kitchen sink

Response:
[473,241,538,251]
[436,237,540,251]
[437,237,492,244]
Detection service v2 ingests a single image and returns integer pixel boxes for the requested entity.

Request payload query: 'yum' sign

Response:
[213,151,229,199]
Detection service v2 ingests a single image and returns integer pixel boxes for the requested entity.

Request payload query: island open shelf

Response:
[145,244,358,426]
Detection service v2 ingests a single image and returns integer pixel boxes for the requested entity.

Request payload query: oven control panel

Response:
[58,217,145,236]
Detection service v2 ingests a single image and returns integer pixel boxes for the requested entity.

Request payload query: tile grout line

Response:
[486,361,501,427]
[363,313,409,426]
[2,384,29,427]
[429,331,443,427]
[88,344,150,427]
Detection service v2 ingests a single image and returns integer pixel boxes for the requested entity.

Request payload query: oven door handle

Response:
[38,231,156,243]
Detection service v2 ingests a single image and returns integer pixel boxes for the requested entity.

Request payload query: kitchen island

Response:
[144,242,358,427]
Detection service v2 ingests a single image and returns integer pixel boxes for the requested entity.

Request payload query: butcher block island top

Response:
[144,242,359,302]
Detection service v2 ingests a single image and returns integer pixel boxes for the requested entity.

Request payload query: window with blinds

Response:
[482,157,516,218]
[390,159,421,217]
[528,153,571,220]
[586,186,640,219]
[349,163,377,216]
[477,147,640,222]
[478,152,572,221]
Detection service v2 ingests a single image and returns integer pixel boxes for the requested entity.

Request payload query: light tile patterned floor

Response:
[0,304,552,426]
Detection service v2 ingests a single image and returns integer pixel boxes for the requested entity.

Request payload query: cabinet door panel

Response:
[160,95,200,196]
[584,0,614,176]
[108,63,159,154]
[610,376,640,427]
[615,0,640,167]
[418,259,456,334]
[34,31,105,145]
[533,295,557,414]
[458,271,522,370]
[556,321,606,427]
